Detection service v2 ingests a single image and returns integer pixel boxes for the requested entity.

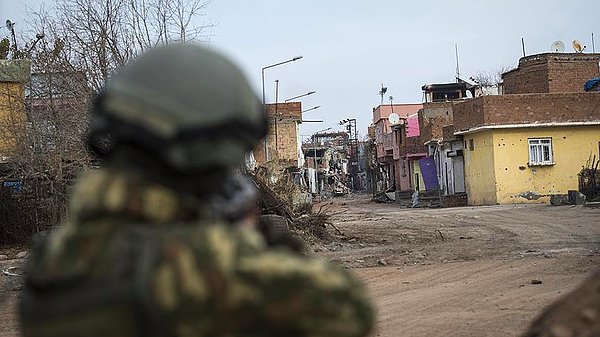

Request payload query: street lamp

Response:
[284,90,316,102]
[302,105,321,113]
[261,56,303,161]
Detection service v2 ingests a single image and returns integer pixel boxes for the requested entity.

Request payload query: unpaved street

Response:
[1,196,599,336]
[314,195,600,337]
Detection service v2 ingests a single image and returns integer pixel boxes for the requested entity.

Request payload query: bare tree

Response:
[470,66,514,86]
[0,0,212,242]
[27,0,213,92]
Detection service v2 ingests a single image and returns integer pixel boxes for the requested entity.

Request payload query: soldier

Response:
[20,44,374,337]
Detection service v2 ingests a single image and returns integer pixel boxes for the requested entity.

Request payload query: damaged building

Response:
[302,131,350,196]
[454,52,600,205]
[253,102,303,168]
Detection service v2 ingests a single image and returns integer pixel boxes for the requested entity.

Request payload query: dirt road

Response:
[313,195,600,337]
[1,196,599,336]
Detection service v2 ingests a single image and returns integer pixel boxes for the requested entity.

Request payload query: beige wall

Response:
[464,130,497,205]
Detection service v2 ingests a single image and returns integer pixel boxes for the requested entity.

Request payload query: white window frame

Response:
[528,138,554,166]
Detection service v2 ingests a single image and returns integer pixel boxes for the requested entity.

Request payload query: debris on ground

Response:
[247,166,339,251]
[374,191,395,203]
[2,267,22,277]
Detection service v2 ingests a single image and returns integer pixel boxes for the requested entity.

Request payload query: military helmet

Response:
[89,43,266,173]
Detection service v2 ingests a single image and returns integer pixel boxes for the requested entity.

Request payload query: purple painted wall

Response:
[418,156,439,191]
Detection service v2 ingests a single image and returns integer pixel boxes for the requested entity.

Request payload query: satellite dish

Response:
[551,40,565,53]
[388,113,400,125]
[572,40,585,53]
[5,19,14,31]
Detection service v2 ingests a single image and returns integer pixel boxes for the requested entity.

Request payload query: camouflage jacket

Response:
[20,169,374,337]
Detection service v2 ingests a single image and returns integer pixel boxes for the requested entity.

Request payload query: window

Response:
[468,139,474,151]
[528,138,554,166]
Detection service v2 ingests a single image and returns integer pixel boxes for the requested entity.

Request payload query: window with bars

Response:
[528,138,554,166]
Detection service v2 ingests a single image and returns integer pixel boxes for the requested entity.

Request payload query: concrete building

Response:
[419,101,466,198]
[439,125,467,199]
[254,102,303,168]
[454,53,600,205]
[371,103,422,193]
[417,81,480,206]
[422,81,476,102]
[302,131,349,195]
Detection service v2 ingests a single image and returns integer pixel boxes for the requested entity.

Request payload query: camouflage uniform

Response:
[20,44,374,337]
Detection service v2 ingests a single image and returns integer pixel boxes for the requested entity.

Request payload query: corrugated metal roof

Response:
[0,59,31,83]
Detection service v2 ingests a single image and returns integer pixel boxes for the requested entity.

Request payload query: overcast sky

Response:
[2,0,599,138]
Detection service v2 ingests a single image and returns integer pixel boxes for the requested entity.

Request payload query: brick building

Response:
[454,52,600,205]
[253,102,302,168]
[502,53,600,94]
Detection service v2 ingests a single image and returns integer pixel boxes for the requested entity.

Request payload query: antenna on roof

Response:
[592,32,595,53]
[572,40,586,53]
[455,43,460,82]
[379,84,387,105]
[551,40,565,53]
[521,37,526,57]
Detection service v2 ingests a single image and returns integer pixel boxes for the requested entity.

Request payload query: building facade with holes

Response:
[453,52,600,205]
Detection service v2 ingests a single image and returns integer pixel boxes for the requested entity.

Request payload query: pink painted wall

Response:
[373,104,423,135]
[373,103,422,158]
[407,114,420,137]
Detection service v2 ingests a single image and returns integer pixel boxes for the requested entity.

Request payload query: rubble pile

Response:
[250,168,296,219]
[248,167,335,247]
[293,213,330,240]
